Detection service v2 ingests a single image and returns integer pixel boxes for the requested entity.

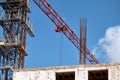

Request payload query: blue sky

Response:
[25,0,120,68]
[0,0,119,68]
[24,0,120,68]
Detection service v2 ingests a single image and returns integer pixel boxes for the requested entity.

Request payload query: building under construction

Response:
[0,0,119,80]
[12,63,120,80]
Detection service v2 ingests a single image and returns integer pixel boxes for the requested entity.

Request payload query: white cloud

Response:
[92,25,120,63]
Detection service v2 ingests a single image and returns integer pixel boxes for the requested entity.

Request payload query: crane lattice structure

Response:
[33,0,99,64]
[0,0,34,80]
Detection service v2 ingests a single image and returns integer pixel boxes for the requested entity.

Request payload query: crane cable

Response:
[59,32,63,65]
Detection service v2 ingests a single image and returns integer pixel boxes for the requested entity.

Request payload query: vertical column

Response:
[80,18,87,64]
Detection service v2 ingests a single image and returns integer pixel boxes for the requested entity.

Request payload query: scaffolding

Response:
[0,0,34,80]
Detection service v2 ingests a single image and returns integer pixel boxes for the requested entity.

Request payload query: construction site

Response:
[0,0,120,80]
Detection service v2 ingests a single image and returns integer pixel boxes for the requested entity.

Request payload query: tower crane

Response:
[33,0,99,64]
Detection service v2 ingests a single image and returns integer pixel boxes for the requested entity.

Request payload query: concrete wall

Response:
[13,63,120,80]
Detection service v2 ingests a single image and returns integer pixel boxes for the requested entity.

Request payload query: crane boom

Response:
[33,0,99,64]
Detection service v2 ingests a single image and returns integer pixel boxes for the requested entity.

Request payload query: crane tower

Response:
[0,0,34,80]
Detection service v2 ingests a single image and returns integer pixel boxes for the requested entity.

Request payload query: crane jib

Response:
[33,0,99,64]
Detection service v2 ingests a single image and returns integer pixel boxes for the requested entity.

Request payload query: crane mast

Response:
[33,0,99,64]
[0,0,34,80]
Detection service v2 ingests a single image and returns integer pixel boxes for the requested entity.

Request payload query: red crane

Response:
[33,0,99,64]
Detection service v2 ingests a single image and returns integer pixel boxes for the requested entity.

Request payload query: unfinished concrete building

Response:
[0,0,119,80]
[12,63,120,80]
